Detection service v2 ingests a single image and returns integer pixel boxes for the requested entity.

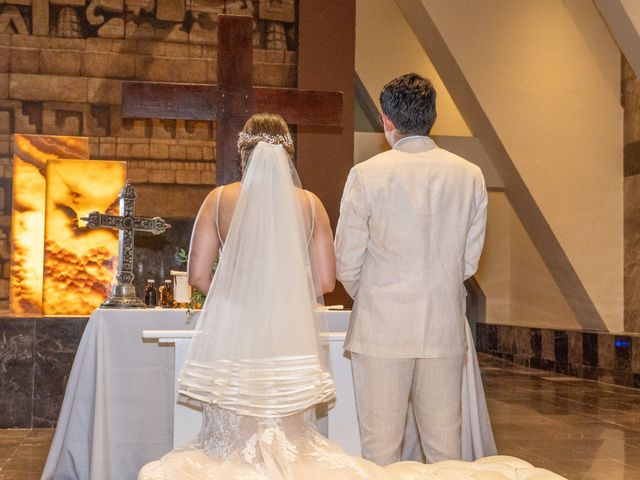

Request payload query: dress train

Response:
[139,403,562,480]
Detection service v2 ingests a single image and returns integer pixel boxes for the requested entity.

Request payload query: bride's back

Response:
[187,113,335,298]
[216,181,315,245]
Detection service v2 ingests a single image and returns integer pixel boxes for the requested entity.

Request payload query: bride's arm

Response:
[187,189,221,294]
[308,193,336,295]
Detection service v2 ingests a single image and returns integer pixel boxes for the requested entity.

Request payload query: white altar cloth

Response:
[42,309,199,480]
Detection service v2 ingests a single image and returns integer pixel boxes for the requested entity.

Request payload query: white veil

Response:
[178,141,335,418]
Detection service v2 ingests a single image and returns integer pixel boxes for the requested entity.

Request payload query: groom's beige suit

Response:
[335,136,487,465]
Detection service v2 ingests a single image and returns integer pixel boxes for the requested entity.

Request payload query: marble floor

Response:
[1,354,639,480]
[0,429,53,480]
[480,354,640,480]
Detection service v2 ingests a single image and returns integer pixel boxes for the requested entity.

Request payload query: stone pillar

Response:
[623,56,640,332]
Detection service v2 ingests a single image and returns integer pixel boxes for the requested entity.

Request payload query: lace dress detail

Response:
[148,405,387,480]
[196,404,315,460]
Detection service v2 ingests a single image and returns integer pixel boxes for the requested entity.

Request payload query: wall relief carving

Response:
[0,0,297,50]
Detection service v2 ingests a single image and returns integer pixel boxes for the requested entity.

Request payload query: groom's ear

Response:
[381,113,395,132]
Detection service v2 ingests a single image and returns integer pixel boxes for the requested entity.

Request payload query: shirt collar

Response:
[392,135,437,152]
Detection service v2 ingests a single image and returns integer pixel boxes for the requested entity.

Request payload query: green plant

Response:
[177,247,218,313]
[177,248,189,264]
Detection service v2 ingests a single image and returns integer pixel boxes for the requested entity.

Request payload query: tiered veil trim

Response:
[179,355,335,418]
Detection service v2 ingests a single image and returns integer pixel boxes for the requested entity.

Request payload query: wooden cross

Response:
[82,181,171,308]
[121,14,343,185]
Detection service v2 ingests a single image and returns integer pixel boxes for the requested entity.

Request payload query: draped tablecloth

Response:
[42,309,199,480]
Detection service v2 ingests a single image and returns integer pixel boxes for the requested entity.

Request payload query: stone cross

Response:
[82,181,171,308]
[121,14,343,185]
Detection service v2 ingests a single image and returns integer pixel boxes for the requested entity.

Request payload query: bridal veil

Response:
[178,141,335,417]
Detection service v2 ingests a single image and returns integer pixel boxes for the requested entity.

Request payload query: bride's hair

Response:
[237,113,295,170]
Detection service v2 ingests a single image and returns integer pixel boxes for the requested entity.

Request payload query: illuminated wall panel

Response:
[43,159,126,315]
[10,135,88,315]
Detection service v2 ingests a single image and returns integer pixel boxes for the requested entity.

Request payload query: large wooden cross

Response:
[122,14,343,185]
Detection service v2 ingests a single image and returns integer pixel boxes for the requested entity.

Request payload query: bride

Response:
[139,113,557,480]
[140,113,386,479]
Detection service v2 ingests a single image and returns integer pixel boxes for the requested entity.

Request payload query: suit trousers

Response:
[350,353,464,466]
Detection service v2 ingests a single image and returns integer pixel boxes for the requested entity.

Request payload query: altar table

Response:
[41,309,200,480]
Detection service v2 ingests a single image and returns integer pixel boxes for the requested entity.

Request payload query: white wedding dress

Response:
[139,142,564,480]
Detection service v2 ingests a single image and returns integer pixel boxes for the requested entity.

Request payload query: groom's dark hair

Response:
[380,73,437,135]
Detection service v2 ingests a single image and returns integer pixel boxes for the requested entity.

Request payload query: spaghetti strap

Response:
[215,185,225,246]
[304,190,316,244]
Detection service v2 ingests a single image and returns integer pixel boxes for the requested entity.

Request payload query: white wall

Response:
[420,0,624,331]
[621,0,640,32]
[477,191,580,329]
[355,0,471,137]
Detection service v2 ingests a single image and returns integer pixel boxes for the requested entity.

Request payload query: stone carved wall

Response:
[0,1,296,50]
[0,1,299,312]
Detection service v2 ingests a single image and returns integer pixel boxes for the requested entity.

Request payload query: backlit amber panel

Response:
[43,160,126,315]
[10,135,88,315]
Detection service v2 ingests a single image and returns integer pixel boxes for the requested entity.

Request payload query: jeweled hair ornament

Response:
[237,132,294,150]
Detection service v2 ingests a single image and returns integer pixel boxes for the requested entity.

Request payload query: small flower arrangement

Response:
[177,248,219,313]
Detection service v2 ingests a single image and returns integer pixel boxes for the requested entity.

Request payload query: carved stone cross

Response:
[121,14,343,185]
[82,181,171,308]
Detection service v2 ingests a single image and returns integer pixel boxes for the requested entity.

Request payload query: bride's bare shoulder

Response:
[294,186,311,202]
[199,182,240,213]
[296,188,323,206]
[295,188,329,219]
[224,182,242,192]
[222,182,242,201]
[205,182,241,200]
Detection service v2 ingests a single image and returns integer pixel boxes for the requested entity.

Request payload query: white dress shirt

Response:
[335,136,487,358]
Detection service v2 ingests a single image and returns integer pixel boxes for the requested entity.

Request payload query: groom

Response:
[335,73,488,465]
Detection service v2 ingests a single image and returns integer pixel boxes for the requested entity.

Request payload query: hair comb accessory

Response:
[237,132,294,150]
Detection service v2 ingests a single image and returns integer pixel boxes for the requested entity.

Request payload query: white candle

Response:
[170,270,191,303]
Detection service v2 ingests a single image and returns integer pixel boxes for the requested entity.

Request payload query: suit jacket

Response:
[335,136,487,358]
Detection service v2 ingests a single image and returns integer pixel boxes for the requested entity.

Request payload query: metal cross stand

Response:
[82,181,171,308]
